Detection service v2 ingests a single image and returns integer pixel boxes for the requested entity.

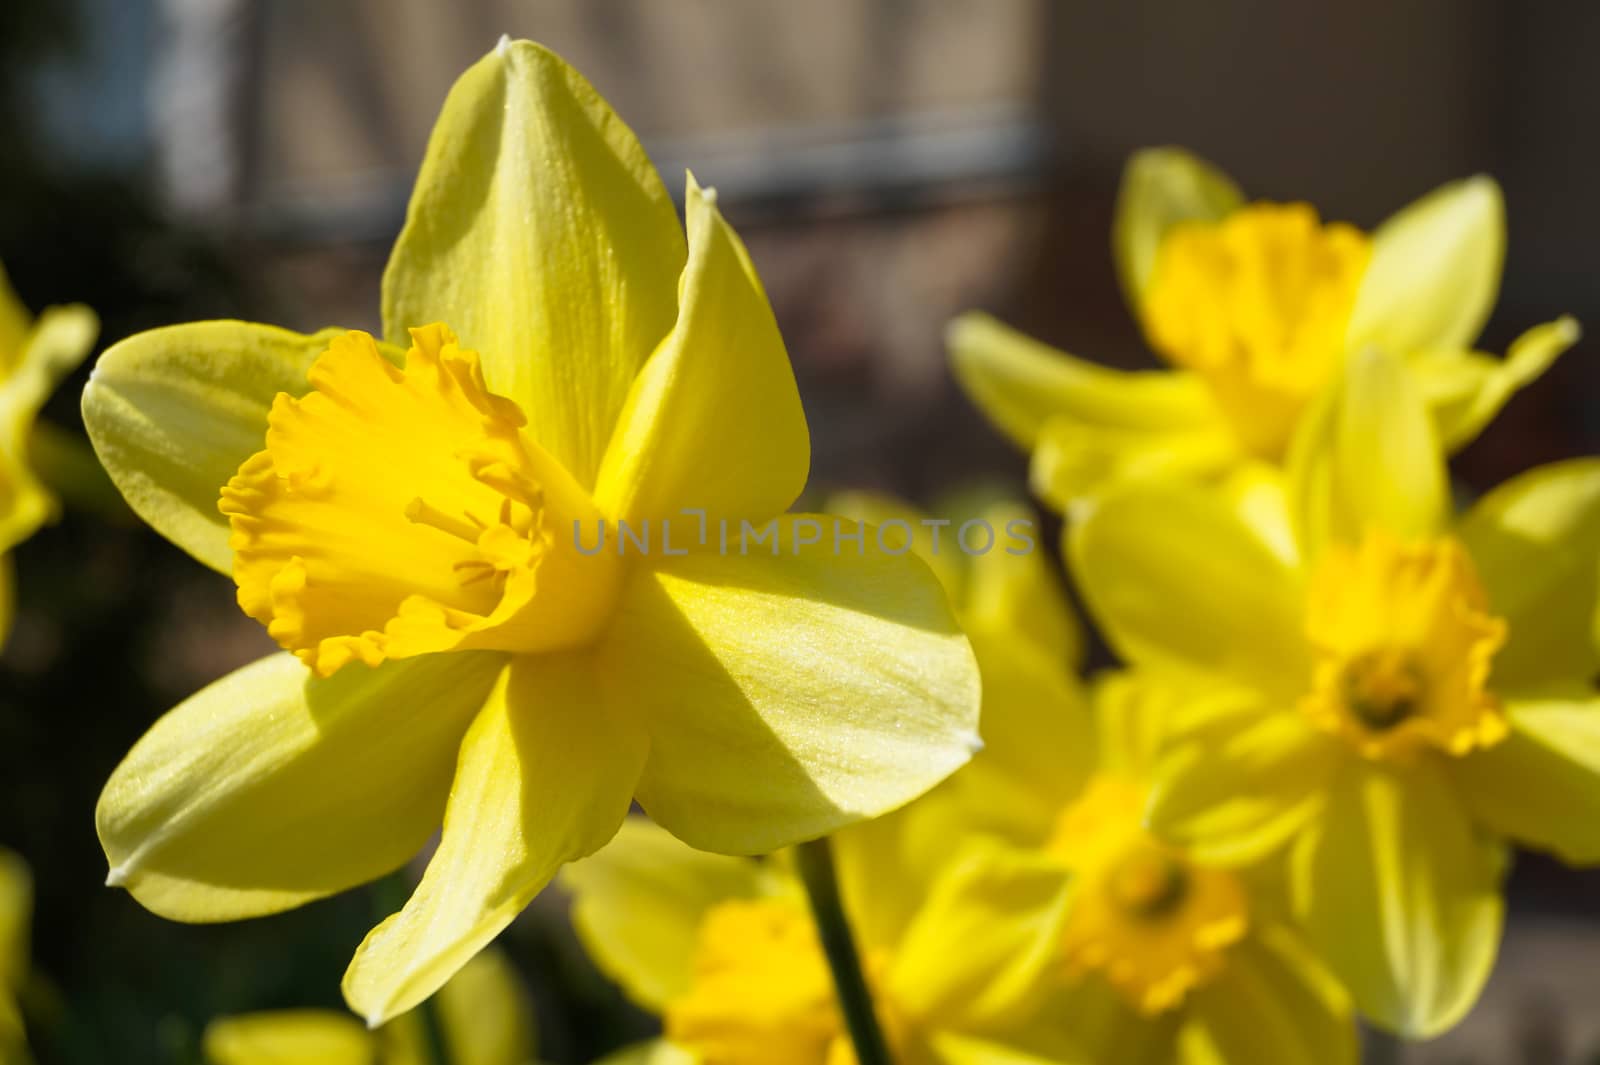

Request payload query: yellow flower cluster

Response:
[1,33,1595,1065]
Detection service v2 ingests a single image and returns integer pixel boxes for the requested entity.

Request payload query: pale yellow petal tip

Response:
[495,33,513,56]
[104,863,129,888]
[1555,315,1582,344]
[963,730,986,755]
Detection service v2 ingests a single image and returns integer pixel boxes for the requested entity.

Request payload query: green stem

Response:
[794,837,894,1065]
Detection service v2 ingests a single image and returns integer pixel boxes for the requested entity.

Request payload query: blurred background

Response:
[2,1,1598,1062]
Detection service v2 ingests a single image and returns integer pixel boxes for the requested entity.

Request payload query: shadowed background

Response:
[2,1,1597,1062]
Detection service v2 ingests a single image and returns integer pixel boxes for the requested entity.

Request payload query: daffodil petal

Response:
[0,303,98,549]
[1070,483,1307,697]
[0,848,29,990]
[1113,147,1244,310]
[97,650,501,922]
[1147,709,1337,866]
[1412,317,1580,452]
[382,39,684,488]
[946,312,1219,450]
[81,321,346,573]
[203,1011,373,1065]
[823,491,965,600]
[1031,414,1240,513]
[591,1041,699,1065]
[1048,976,1180,1065]
[1181,924,1357,1065]
[561,816,769,1012]
[963,500,1084,669]
[1288,346,1449,559]
[1457,457,1600,689]
[1289,761,1505,1038]
[927,1032,1082,1065]
[343,652,647,1025]
[887,842,1072,1031]
[1347,176,1504,356]
[594,176,806,528]
[0,263,30,371]
[436,948,538,1065]
[610,518,981,854]
[1451,695,1600,864]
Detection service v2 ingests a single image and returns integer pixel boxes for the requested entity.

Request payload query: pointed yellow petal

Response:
[343,652,647,1024]
[1182,923,1357,1065]
[1289,761,1505,1038]
[594,176,806,527]
[1451,695,1600,864]
[382,40,684,488]
[1288,346,1448,559]
[97,651,501,922]
[1457,457,1600,689]
[0,303,98,550]
[81,321,346,573]
[1113,147,1244,311]
[1348,176,1504,356]
[0,263,30,373]
[823,491,965,600]
[1412,316,1580,452]
[963,500,1084,669]
[947,312,1219,451]
[611,517,981,854]
[1070,484,1307,697]
[1147,708,1338,866]
[0,848,29,990]
[561,816,769,1012]
[436,948,538,1065]
[202,1011,373,1065]
[591,1042,698,1065]
[887,842,1071,1031]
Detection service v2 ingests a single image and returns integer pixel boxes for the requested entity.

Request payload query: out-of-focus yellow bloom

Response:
[563,816,1066,1065]
[0,266,97,645]
[0,849,32,1065]
[1072,346,1600,1037]
[948,146,1577,509]
[83,39,979,1026]
[204,947,535,1065]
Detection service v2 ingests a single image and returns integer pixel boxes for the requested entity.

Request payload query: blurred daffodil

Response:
[0,849,32,1065]
[563,816,1067,1065]
[1072,346,1600,1036]
[204,947,535,1065]
[949,146,1577,509]
[0,266,97,645]
[83,39,979,1026]
[828,493,1354,1065]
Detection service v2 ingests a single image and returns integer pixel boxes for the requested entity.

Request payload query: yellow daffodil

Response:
[948,146,1577,510]
[83,39,980,1025]
[0,849,32,1065]
[827,493,1354,1065]
[0,266,97,644]
[204,948,535,1065]
[1072,346,1600,1037]
[562,815,1069,1065]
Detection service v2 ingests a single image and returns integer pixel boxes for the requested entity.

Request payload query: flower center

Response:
[1143,203,1370,457]
[219,325,621,677]
[665,898,910,1065]
[1302,531,1508,761]
[1049,776,1248,1015]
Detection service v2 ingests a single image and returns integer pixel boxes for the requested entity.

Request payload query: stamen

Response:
[404,497,483,543]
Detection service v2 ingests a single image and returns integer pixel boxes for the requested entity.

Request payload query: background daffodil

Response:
[0,264,97,646]
[82,39,979,1026]
[947,146,1577,510]
[203,948,535,1065]
[1073,346,1600,1037]
[563,816,1067,1065]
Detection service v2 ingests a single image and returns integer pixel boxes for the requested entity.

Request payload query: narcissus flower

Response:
[0,849,32,1065]
[562,816,1067,1065]
[1073,347,1600,1036]
[203,948,534,1065]
[0,266,97,645]
[83,39,979,1024]
[948,146,1577,509]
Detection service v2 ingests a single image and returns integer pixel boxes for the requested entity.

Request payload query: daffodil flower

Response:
[1072,346,1600,1037]
[203,948,534,1065]
[0,266,97,645]
[83,40,980,1024]
[562,816,1071,1065]
[0,848,32,1065]
[948,146,1577,510]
